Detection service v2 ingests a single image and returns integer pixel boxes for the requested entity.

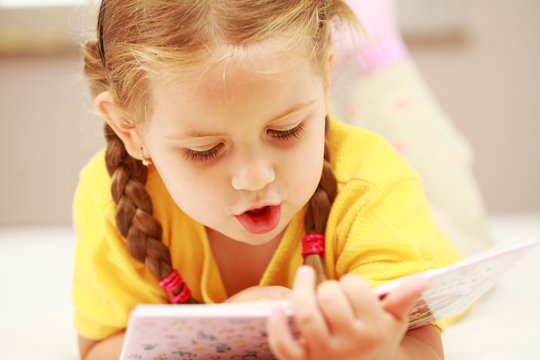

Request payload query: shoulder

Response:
[75,148,112,208]
[72,149,119,261]
[326,118,426,225]
[327,117,420,190]
[324,119,458,282]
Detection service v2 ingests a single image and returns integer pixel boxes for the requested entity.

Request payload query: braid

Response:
[104,124,196,304]
[303,117,337,285]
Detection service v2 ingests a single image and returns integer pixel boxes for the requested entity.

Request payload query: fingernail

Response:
[296,265,314,278]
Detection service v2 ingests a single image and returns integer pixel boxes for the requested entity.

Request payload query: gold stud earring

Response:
[140,147,152,167]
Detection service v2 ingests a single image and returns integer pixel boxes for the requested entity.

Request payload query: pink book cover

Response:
[120,238,537,360]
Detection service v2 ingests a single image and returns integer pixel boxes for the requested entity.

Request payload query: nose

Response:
[231,151,275,191]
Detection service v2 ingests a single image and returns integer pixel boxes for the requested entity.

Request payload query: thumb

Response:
[382,276,428,323]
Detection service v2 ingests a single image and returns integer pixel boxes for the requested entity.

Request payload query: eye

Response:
[183,143,225,162]
[267,122,305,142]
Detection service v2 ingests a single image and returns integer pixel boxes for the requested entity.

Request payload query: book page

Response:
[375,238,538,329]
[121,301,294,359]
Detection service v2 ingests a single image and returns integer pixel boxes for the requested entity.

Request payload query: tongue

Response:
[235,205,281,234]
[246,206,268,216]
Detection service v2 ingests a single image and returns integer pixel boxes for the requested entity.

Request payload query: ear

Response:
[94,91,145,160]
[323,44,335,114]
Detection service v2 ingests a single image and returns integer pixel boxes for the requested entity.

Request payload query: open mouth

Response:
[234,205,281,234]
[246,207,268,216]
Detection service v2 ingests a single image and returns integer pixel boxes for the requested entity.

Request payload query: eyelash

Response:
[183,143,225,162]
[183,122,305,162]
[267,122,305,142]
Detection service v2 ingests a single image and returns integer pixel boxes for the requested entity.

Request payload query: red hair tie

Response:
[160,269,191,304]
[301,233,325,258]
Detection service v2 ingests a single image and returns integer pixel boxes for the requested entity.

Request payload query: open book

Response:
[120,238,537,360]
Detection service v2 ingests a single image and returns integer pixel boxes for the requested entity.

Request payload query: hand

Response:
[267,266,428,360]
[225,285,293,303]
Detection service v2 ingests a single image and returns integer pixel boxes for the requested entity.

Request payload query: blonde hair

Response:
[84,0,357,302]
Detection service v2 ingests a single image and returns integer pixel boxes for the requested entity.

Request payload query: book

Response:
[120,238,538,360]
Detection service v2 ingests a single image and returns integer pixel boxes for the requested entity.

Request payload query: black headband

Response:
[97,0,107,68]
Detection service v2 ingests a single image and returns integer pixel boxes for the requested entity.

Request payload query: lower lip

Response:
[234,205,281,234]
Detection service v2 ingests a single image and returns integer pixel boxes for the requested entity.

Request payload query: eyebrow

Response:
[269,100,316,122]
[167,100,316,140]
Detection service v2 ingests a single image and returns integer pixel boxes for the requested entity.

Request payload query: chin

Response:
[236,232,280,246]
[238,224,287,246]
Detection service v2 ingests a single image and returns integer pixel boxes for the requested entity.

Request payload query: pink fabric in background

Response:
[334,0,407,73]
[330,1,493,257]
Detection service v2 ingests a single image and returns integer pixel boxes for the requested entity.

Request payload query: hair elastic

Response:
[160,269,191,304]
[301,233,325,258]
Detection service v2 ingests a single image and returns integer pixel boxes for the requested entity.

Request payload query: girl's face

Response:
[142,48,331,246]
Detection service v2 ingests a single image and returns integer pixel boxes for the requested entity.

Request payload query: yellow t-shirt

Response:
[72,118,460,340]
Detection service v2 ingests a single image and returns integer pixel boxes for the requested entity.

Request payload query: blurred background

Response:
[0,0,539,225]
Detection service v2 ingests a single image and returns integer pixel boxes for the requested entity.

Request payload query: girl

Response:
[73,0,460,359]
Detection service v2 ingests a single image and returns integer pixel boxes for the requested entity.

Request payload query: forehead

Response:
[144,44,326,135]
[149,43,321,106]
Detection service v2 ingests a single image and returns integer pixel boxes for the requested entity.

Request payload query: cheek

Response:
[155,161,229,222]
[170,180,227,226]
[282,136,325,199]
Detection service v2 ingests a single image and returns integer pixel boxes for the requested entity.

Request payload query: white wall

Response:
[0,0,539,225]
[0,50,104,225]
[404,0,540,213]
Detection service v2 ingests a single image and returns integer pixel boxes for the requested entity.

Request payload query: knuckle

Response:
[340,273,370,291]
[354,323,387,351]
[294,309,316,329]
[316,281,339,306]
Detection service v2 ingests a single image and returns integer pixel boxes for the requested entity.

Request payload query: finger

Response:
[382,276,428,323]
[339,273,379,318]
[292,266,329,342]
[316,280,356,335]
[267,306,306,360]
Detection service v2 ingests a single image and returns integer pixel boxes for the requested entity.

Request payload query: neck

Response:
[206,228,283,296]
